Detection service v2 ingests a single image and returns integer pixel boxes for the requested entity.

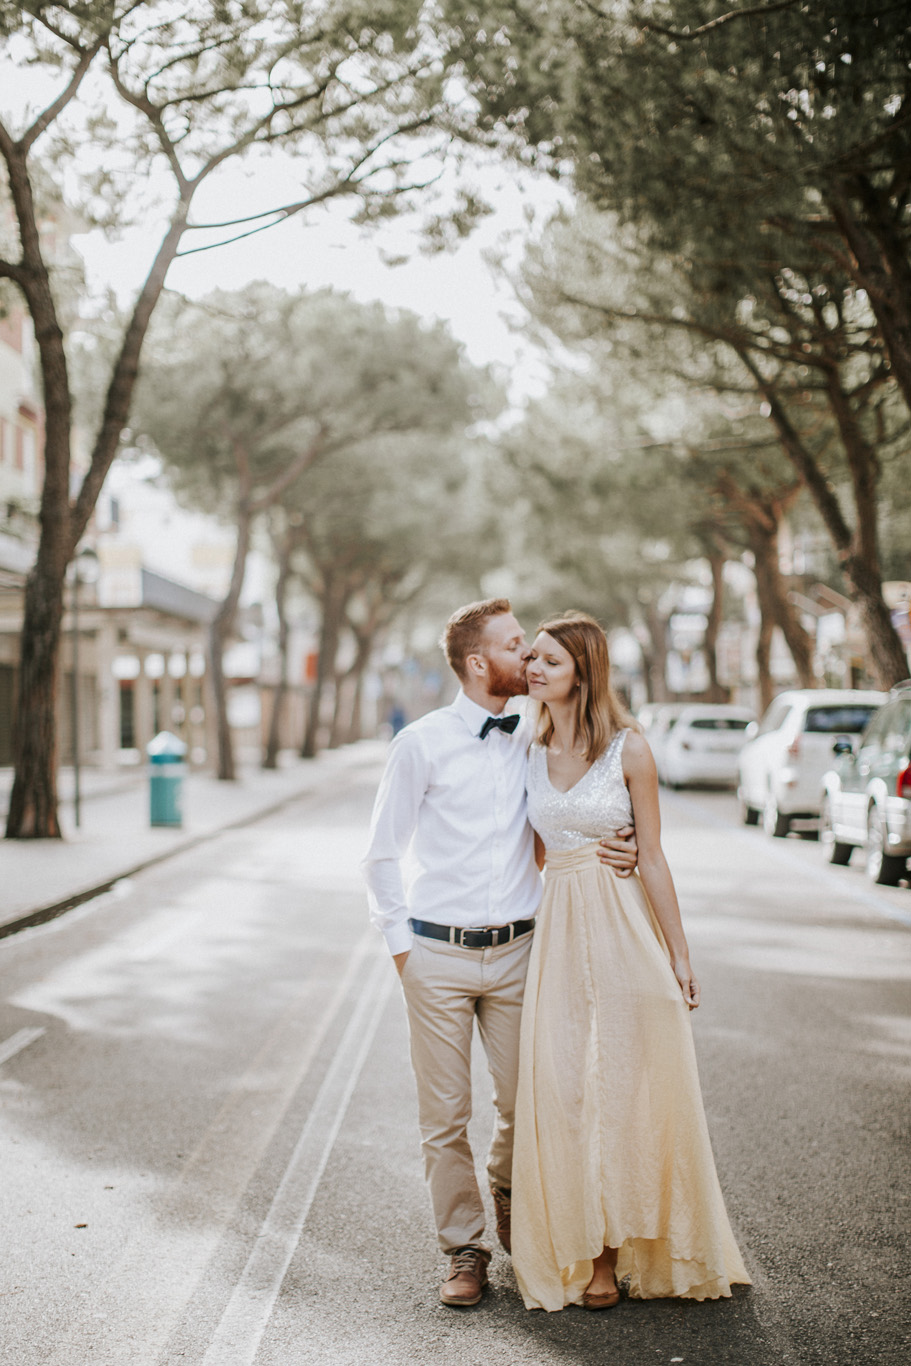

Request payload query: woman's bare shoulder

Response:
[621,728,656,773]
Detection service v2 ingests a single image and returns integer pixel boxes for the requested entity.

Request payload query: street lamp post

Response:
[68,545,99,829]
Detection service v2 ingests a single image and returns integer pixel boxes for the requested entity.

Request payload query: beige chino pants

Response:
[400,928,533,1254]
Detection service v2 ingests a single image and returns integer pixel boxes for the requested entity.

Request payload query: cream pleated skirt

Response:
[512,843,751,1310]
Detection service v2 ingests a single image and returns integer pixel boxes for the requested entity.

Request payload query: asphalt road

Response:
[0,752,908,1366]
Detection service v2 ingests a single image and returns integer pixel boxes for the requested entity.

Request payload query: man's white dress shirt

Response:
[363,690,542,955]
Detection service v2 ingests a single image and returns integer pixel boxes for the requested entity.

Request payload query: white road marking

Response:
[200,952,394,1366]
[0,1026,45,1066]
[39,926,382,1366]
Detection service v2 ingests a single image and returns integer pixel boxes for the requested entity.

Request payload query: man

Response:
[362,599,637,1307]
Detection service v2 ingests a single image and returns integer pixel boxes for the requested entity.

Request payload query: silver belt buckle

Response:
[458,926,486,947]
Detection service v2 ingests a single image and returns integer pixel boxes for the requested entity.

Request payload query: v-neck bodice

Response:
[526,729,632,850]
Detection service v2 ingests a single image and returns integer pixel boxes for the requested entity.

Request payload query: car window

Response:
[757,701,791,735]
[880,700,911,757]
[857,708,889,755]
[803,705,880,734]
[689,717,752,730]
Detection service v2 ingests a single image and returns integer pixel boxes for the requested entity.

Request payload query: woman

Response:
[511,612,750,1312]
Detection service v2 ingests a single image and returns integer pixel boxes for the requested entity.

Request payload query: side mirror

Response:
[832,737,854,757]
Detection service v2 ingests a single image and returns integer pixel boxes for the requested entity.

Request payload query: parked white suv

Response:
[737,689,886,837]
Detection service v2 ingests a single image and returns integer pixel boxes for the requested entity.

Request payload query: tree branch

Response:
[632,1,804,41]
[175,116,441,257]
[735,347,854,552]
[20,38,105,153]
[556,289,832,370]
[70,196,194,546]
[248,428,328,514]
[0,257,25,285]
[107,45,190,195]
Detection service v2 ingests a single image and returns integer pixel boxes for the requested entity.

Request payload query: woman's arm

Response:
[534,830,546,871]
[622,731,700,1010]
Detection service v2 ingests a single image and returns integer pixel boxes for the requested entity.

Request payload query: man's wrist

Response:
[383,922,414,956]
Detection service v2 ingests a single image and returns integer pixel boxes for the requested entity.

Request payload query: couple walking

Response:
[363,599,750,1312]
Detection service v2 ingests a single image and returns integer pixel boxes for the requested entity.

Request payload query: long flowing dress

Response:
[512,731,751,1311]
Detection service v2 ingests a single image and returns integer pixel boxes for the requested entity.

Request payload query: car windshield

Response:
[688,718,752,730]
[803,705,879,734]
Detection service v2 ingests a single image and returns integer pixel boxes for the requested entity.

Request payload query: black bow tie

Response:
[479,714,520,740]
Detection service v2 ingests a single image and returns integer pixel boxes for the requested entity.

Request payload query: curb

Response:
[0,765,366,943]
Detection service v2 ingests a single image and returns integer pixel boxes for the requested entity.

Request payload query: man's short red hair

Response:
[441,598,512,681]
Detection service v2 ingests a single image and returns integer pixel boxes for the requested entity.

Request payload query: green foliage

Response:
[132,281,494,520]
[441,0,910,255]
[486,367,698,633]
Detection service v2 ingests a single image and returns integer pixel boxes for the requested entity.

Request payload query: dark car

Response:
[820,681,911,885]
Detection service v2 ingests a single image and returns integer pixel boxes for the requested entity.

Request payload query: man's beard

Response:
[486,657,529,699]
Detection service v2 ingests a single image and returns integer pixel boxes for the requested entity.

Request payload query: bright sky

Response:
[0,38,565,406]
[75,154,564,403]
[0,32,567,611]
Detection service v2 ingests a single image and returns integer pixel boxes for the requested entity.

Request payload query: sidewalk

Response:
[0,741,387,937]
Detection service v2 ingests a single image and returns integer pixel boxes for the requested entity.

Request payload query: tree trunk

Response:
[844,552,910,689]
[302,576,345,759]
[334,627,376,746]
[345,656,370,744]
[755,604,775,715]
[819,355,910,688]
[748,520,817,694]
[328,672,349,749]
[5,560,67,837]
[828,184,911,419]
[2,124,191,836]
[263,531,294,771]
[740,352,907,689]
[209,505,252,781]
[641,600,670,702]
[703,548,729,703]
[3,137,75,836]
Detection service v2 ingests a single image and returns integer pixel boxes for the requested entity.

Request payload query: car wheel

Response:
[865,807,906,886]
[820,796,852,866]
[763,793,790,838]
[739,792,760,826]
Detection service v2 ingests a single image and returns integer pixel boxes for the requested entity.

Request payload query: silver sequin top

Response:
[526,729,632,850]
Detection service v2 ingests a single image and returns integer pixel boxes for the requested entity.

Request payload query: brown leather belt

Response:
[409,918,535,949]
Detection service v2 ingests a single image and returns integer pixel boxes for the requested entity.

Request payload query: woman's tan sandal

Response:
[581,1285,620,1310]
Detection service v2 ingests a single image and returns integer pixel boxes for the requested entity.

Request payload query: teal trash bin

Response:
[148,731,187,828]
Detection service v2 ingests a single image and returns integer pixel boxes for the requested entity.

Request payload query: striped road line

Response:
[0,1026,46,1066]
[200,952,394,1366]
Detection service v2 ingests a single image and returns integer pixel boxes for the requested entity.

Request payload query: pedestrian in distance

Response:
[512,611,751,1310]
[362,598,638,1308]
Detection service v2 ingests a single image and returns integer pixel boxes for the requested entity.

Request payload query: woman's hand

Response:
[673,959,700,1010]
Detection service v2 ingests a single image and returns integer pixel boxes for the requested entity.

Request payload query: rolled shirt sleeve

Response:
[362,728,430,956]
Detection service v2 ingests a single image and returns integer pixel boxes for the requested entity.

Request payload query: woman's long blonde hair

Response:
[534,611,638,761]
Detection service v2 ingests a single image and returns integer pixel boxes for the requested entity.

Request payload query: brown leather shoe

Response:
[491,1186,511,1253]
[439,1246,490,1306]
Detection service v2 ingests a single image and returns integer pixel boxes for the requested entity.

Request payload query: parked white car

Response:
[659,704,756,788]
[639,704,687,782]
[737,688,886,837]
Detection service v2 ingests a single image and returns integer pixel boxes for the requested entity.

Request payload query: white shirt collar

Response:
[452,688,505,738]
